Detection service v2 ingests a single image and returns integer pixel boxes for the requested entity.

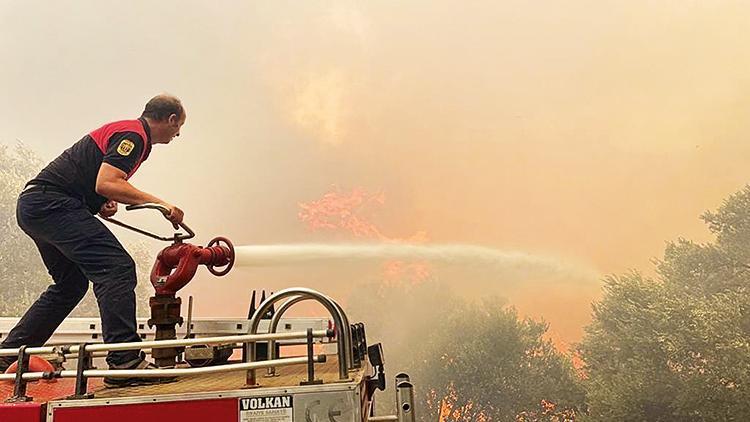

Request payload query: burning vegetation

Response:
[296,184,750,420]
[299,187,586,420]
[298,186,430,282]
[4,144,750,420]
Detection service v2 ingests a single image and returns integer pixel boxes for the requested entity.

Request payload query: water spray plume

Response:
[234,243,599,282]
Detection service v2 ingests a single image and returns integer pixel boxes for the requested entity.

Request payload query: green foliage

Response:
[417,300,585,421]
[348,282,584,421]
[0,142,152,317]
[579,185,750,421]
[0,143,46,315]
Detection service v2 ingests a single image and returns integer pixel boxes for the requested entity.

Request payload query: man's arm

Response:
[95,163,184,223]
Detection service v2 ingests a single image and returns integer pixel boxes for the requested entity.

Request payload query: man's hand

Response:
[163,203,184,226]
[99,200,118,218]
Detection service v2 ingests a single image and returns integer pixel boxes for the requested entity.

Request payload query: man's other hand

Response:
[164,204,184,225]
[99,200,118,218]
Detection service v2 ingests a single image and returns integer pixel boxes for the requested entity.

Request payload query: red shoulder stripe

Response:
[89,119,150,179]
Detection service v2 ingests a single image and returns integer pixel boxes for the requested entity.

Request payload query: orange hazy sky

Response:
[2,1,749,343]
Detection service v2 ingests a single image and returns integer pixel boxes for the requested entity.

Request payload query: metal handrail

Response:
[0,330,331,357]
[246,288,351,380]
[0,355,326,382]
[266,295,354,373]
[266,295,309,376]
[247,289,350,377]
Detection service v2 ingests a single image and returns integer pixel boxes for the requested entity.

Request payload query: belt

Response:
[21,184,76,197]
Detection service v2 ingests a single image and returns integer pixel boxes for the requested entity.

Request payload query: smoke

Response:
[232,242,601,348]
[4,0,750,347]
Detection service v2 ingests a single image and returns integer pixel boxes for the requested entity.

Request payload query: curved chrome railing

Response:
[265,294,354,376]
[245,287,353,380]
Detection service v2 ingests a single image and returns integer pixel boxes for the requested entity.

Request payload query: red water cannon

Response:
[151,236,234,295]
[106,204,235,295]
[104,203,235,366]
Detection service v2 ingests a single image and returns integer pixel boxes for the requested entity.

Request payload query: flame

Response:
[288,70,349,145]
[298,186,430,281]
[570,349,587,380]
[298,186,386,238]
[429,383,578,421]
[428,383,490,421]
[264,5,371,146]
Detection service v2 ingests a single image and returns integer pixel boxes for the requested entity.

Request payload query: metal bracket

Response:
[366,343,386,395]
[351,324,363,368]
[6,346,32,402]
[299,329,322,386]
[67,343,93,400]
[358,323,368,362]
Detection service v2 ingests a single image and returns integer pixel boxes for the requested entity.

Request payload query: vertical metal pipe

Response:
[305,328,315,382]
[299,328,322,385]
[396,381,416,422]
[185,295,194,338]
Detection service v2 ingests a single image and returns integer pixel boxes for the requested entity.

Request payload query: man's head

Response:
[141,94,186,144]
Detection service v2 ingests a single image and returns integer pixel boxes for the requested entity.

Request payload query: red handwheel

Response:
[206,236,234,276]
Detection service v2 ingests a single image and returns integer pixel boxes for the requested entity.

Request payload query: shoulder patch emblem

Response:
[117,139,135,156]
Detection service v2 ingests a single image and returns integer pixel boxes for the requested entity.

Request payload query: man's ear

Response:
[168,113,179,125]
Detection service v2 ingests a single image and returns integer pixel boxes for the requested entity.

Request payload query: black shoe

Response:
[103,353,177,388]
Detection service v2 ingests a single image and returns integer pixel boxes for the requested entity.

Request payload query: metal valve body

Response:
[147,237,234,367]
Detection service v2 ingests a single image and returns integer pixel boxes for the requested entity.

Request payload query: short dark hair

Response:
[141,95,184,121]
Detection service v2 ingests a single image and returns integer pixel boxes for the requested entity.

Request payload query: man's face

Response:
[164,113,186,144]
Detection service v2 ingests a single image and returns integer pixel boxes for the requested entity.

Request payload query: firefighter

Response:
[0,94,186,387]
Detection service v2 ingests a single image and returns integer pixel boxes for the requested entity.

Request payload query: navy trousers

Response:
[2,189,141,366]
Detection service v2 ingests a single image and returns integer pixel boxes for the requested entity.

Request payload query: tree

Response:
[348,281,585,421]
[0,142,153,317]
[578,186,750,420]
[0,143,46,315]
